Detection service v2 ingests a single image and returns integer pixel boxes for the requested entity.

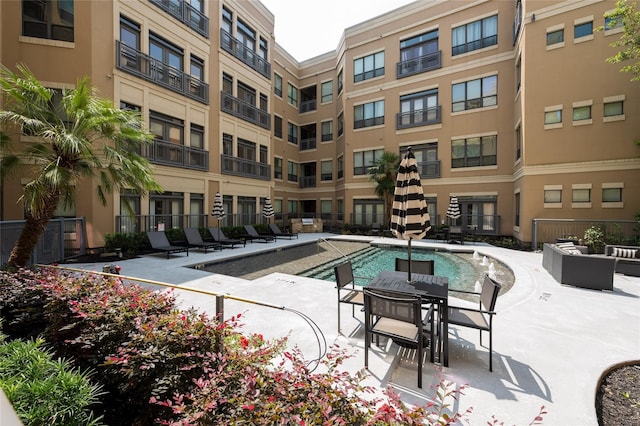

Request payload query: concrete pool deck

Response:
[59,232,640,425]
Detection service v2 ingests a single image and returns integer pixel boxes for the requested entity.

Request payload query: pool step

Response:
[300,246,378,281]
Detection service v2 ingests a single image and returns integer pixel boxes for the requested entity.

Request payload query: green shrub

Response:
[0,333,104,426]
[583,225,606,253]
[104,232,149,254]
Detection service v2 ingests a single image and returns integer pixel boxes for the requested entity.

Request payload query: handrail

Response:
[316,237,349,260]
[36,264,327,371]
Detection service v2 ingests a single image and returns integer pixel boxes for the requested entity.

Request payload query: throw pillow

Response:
[556,242,575,250]
[614,248,637,259]
[566,248,583,255]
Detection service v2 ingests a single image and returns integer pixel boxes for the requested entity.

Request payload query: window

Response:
[190,124,204,148]
[514,192,520,227]
[287,83,298,107]
[604,101,623,117]
[149,111,184,144]
[274,116,282,138]
[603,187,622,203]
[321,160,333,181]
[260,145,268,164]
[222,73,233,94]
[321,80,333,103]
[452,75,497,112]
[574,21,593,39]
[260,93,268,111]
[287,200,298,215]
[544,109,562,125]
[353,199,384,225]
[222,133,232,155]
[274,157,283,179]
[259,36,268,60]
[23,0,74,42]
[237,138,256,161]
[150,191,184,229]
[190,193,204,228]
[337,199,344,221]
[544,189,562,203]
[354,51,384,82]
[150,33,183,89]
[337,113,344,137]
[237,81,256,105]
[605,13,624,31]
[451,135,497,168]
[337,155,344,179]
[572,188,590,203]
[237,196,256,226]
[353,149,384,175]
[321,200,332,221]
[287,161,298,182]
[120,15,140,52]
[190,55,204,81]
[237,19,256,51]
[399,29,439,73]
[287,122,298,144]
[515,124,521,161]
[321,120,333,141]
[119,190,141,233]
[399,89,439,128]
[572,105,591,121]
[546,29,564,46]
[222,6,232,33]
[274,73,282,97]
[337,70,343,94]
[354,100,384,129]
[452,15,497,56]
[515,56,521,92]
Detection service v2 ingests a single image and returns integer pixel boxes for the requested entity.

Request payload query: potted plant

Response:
[583,226,605,254]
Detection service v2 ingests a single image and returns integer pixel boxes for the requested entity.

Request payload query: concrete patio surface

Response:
[59,232,640,425]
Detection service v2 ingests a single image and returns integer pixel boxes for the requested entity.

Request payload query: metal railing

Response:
[299,176,316,188]
[300,99,317,113]
[300,137,316,151]
[149,0,209,38]
[220,91,271,130]
[396,51,442,78]
[396,105,442,129]
[142,139,208,171]
[417,160,441,178]
[531,218,638,250]
[115,41,209,104]
[115,214,208,234]
[221,154,271,180]
[220,29,271,79]
[1,218,86,266]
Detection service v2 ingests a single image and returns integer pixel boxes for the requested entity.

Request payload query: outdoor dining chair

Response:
[363,288,434,388]
[448,274,501,371]
[395,258,435,275]
[334,260,366,334]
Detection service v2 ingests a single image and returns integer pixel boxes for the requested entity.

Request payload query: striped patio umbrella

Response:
[211,192,225,226]
[446,195,461,224]
[262,196,274,223]
[390,147,431,282]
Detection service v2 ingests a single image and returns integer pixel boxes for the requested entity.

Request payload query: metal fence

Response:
[531,218,639,250]
[0,218,86,266]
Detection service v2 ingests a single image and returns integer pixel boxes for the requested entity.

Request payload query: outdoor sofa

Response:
[542,242,615,291]
[603,245,640,277]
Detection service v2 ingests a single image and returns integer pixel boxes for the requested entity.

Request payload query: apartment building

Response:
[1,0,638,250]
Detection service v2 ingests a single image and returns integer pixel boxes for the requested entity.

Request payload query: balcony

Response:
[116,41,209,104]
[149,0,209,38]
[300,137,316,151]
[142,139,209,171]
[300,99,317,113]
[396,105,441,129]
[221,91,271,130]
[220,29,271,79]
[396,51,442,78]
[299,176,316,188]
[221,154,271,180]
[417,160,440,179]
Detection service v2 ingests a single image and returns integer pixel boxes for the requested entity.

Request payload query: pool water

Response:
[300,246,500,293]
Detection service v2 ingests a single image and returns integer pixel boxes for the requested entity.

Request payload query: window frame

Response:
[451,135,497,169]
[354,100,385,129]
[353,149,384,175]
[452,75,497,112]
[354,51,385,82]
[451,15,498,56]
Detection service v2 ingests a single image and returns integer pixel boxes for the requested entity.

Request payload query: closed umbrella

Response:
[390,147,431,282]
[262,196,274,223]
[212,192,225,226]
[446,195,461,224]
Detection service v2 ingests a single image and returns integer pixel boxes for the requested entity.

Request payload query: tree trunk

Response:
[7,192,61,268]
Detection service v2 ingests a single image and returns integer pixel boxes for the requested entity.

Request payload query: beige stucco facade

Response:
[1,0,638,249]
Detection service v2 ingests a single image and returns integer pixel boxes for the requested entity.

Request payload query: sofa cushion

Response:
[613,247,638,259]
[555,242,582,255]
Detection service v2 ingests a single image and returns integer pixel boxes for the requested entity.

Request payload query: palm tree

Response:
[0,65,162,268]
[367,151,400,228]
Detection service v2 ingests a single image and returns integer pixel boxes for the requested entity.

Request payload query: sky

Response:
[259,0,417,61]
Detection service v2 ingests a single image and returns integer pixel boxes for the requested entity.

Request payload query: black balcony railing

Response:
[396,105,441,129]
[299,99,317,113]
[417,160,441,178]
[220,29,271,79]
[141,139,209,171]
[300,137,316,151]
[149,0,209,38]
[221,91,271,130]
[221,154,271,180]
[115,214,208,234]
[116,41,209,104]
[396,51,442,78]
[299,176,316,188]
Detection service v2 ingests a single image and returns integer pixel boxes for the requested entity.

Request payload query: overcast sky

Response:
[259,0,416,61]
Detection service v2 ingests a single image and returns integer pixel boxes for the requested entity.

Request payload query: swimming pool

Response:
[300,245,512,293]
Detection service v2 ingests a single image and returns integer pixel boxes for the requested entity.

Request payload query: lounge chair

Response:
[184,228,222,253]
[243,225,275,243]
[269,223,298,239]
[208,227,245,248]
[146,231,189,258]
